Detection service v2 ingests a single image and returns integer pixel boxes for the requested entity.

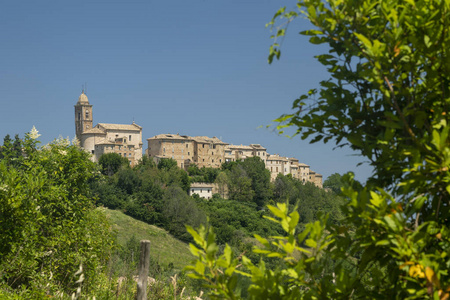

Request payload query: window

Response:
[186,144,188,148]
[212,159,214,163]
[202,144,205,148]
[213,145,216,149]
[188,152,190,155]
[212,152,214,155]
[85,110,89,118]
[129,153,131,157]
[207,189,210,193]
[124,153,126,157]
[276,167,278,172]
[172,148,174,153]
[163,148,165,152]
[78,112,81,120]
[191,189,194,193]
[91,150,94,154]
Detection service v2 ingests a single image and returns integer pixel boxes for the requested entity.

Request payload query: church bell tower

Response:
[74,91,93,143]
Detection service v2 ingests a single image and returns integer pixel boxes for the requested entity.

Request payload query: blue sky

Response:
[0,1,373,182]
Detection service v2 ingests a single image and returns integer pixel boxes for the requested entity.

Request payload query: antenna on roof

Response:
[85,82,87,94]
[81,84,84,94]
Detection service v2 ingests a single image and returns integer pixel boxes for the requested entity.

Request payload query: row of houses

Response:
[146,133,322,187]
[74,92,322,188]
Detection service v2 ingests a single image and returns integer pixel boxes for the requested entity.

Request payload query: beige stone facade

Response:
[146,134,227,170]
[266,154,289,181]
[146,134,323,187]
[74,92,143,166]
[265,154,322,187]
[224,144,267,163]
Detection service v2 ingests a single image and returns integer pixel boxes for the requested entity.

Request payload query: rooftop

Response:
[97,122,142,131]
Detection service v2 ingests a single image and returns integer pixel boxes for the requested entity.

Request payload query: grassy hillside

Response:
[101,207,194,272]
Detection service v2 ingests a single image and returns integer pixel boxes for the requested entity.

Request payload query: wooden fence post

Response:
[137,240,151,300]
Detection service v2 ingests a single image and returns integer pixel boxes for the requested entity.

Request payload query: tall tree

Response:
[98,152,129,176]
[227,164,254,202]
[241,156,272,207]
[323,173,343,194]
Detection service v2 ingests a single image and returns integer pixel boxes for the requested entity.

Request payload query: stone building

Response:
[308,171,323,188]
[146,133,228,169]
[74,92,143,166]
[224,144,267,163]
[265,154,322,187]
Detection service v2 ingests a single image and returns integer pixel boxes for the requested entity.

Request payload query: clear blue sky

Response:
[0,0,373,182]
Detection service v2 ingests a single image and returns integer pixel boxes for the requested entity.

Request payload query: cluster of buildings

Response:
[74,92,322,189]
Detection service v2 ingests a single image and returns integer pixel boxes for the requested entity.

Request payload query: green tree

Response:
[227,164,255,202]
[157,157,178,170]
[0,133,115,296]
[241,157,272,207]
[115,167,141,194]
[323,172,344,194]
[187,0,450,298]
[214,171,229,199]
[162,186,206,242]
[98,152,129,176]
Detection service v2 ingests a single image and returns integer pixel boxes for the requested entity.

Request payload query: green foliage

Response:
[157,157,178,170]
[163,186,207,242]
[0,133,115,296]
[187,0,450,298]
[323,172,344,194]
[196,199,282,245]
[186,203,333,299]
[98,152,129,176]
[188,164,220,183]
[227,165,255,203]
[274,174,344,226]
[241,157,272,207]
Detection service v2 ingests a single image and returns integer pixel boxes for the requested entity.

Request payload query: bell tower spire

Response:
[74,91,93,144]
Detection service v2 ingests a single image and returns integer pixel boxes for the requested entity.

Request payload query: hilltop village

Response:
[74,92,323,188]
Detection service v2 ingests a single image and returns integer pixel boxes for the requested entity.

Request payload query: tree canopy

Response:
[187,0,450,298]
[0,133,114,296]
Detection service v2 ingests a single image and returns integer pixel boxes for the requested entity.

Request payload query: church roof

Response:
[97,122,142,131]
[77,92,89,105]
[94,138,116,145]
[82,127,106,135]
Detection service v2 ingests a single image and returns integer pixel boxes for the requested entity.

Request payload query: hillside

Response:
[102,207,194,272]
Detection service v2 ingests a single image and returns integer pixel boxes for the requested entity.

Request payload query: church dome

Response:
[77,92,89,104]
